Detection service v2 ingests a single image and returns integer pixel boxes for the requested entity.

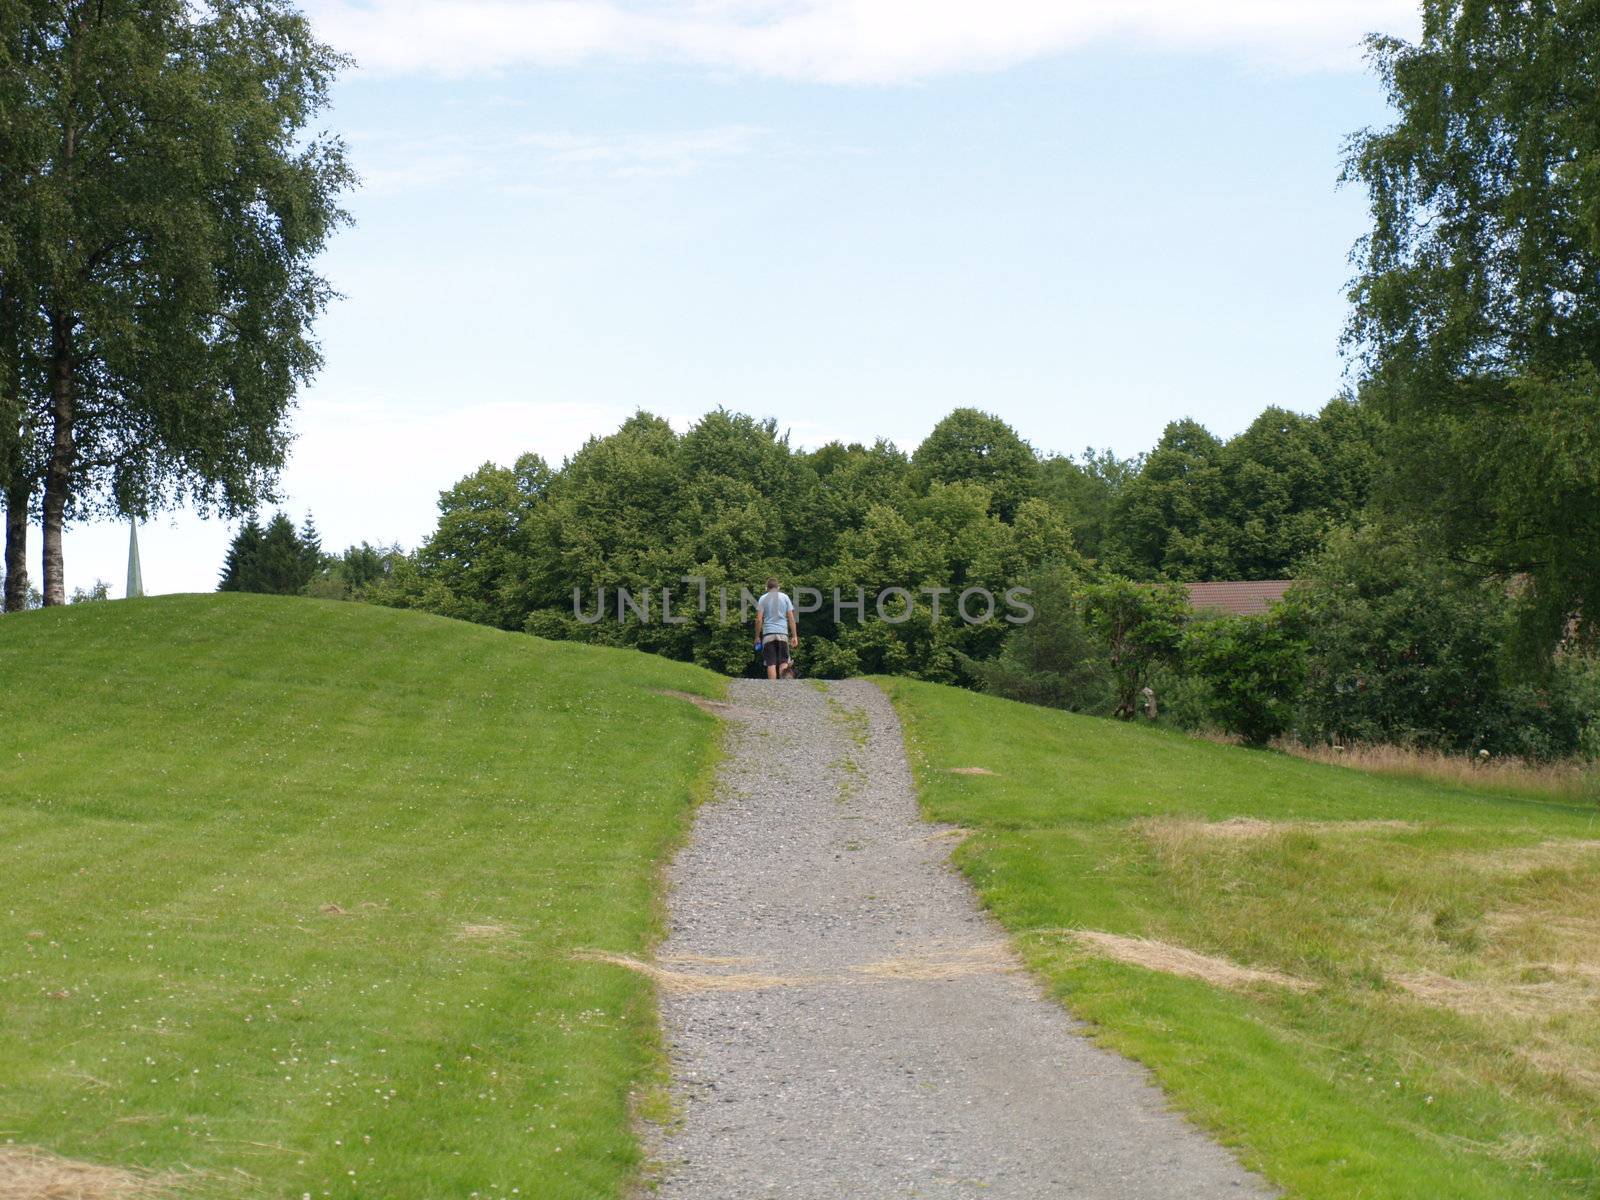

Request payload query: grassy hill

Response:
[0,595,724,1198]
[9,597,1597,1199]
[881,677,1600,1200]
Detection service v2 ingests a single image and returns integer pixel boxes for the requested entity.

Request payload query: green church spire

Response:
[126,522,144,599]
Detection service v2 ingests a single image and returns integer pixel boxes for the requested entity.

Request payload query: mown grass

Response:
[879,676,1600,1200]
[0,594,725,1198]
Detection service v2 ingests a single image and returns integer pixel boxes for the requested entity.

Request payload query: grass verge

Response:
[879,676,1600,1200]
[1,594,725,1199]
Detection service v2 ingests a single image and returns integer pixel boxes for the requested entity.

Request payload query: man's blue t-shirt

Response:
[758,590,794,637]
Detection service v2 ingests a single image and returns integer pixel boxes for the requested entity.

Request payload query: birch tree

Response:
[3,0,353,603]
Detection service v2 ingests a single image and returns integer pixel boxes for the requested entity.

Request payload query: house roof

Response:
[1184,580,1293,617]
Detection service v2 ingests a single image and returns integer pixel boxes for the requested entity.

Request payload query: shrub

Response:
[523,610,572,641]
[1080,578,1189,719]
[69,580,111,604]
[1290,527,1596,759]
[1180,612,1306,746]
[970,567,1111,712]
[1495,656,1600,762]
[1145,663,1217,731]
[800,635,860,680]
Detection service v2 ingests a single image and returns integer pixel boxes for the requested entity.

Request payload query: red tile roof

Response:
[1184,580,1293,617]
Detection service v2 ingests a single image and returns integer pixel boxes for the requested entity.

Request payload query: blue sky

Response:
[65,0,1417,596]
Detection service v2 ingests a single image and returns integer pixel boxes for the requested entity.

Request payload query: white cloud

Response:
[305,0,1419,83]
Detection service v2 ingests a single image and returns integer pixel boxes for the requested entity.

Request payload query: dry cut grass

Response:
[1065,930,1315,993]
[1281,740,1599,803]
[851,942,1016,981]
[571,949,798,993]
[1136,816,1418,850]
[575,942,1020,990]
[0,1147,189,1200]
[1392,971,1596,1020]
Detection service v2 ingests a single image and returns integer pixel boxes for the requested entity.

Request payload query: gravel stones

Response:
[646,678,1274,1199]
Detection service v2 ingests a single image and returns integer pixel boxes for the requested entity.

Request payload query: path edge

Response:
[864,674,1282,1196]
[621,683,735,1200]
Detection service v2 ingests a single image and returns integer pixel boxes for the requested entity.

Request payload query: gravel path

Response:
[646,678,1274,1199]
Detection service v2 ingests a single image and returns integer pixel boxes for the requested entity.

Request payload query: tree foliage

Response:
[353,396,1384,675]
[967,565,1110,712]
[1181,611,1306,746]
[355,408,1078,683]
[1291,527,1593,759]
[1107,400,1382,580]
[976,574,1193,723]
[912,408,1040,521]
[1345,0,1600,652]
[1081,578,1190,719]
[1038,447,1137,562]
[219,512,325,596]
[2,0,352,603]
[217,395,1597,755]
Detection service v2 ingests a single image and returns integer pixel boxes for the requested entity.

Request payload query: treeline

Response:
[224,391,1596,759]
[213,399,1350,673]
[1061,403,1380,581]
[218,512,402,600]
[238,402,1377,678]
[983,535,1600,761]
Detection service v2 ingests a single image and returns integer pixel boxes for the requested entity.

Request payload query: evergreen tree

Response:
[256,513,313,595]
[217,511,319,595]
[218,517,265,592]
[298,514,326,581]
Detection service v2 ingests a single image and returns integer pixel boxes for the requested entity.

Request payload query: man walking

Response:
[754,576,799,681]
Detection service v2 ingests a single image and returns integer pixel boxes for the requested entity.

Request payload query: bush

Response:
[523,610,573,641]
[969,567,1111,712]
[69,580,111,603]
[1495,656,1600,762]
[1080,577,1189,719]
[1291,527,1596,759]
[1180,612,1306,746]
[1145,663,1217,731]
[800,635,860,680]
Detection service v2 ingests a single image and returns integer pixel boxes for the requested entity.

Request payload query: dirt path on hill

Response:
[644,678,1273,1199]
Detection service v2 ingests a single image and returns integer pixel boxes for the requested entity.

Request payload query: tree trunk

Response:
[40,320,73,607]
[2,482,27,611]
[0,247,26,613]
[39,48,80,610]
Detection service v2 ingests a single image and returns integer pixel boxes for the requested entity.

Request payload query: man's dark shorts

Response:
[762,638,790,668]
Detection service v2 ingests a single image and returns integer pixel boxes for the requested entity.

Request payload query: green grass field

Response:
[0,595,724,1198]
[880,677,1600,1200]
